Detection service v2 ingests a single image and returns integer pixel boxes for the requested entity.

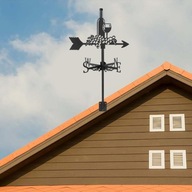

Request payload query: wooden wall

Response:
[3,85,192,185]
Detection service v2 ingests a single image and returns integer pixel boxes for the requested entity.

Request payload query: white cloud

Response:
[1,0,192,159]
[0,29,106,158]
[71,0,192,70]
[10,33,61,58]
[0,49,14,73]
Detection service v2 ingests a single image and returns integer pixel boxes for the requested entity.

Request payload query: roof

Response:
[1,185,192,192]
[1,62,191,169]
[0,62,192,191]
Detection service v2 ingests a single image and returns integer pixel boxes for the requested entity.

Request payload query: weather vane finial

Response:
[70,8,129,111]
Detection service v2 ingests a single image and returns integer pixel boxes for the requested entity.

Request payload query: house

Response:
[0,62,192,192]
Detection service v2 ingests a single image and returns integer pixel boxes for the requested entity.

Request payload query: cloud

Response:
[71,0,192,70]
[0,33,83,158]
[1,0,192,159]
[10,33,61,58]
[0,49,14,74]
[0,30,105,158]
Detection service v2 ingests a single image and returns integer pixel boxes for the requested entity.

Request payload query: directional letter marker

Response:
[70,8,129,111]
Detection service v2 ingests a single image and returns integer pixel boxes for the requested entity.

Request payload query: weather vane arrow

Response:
[69,37,129,50]
[69,8,129,111]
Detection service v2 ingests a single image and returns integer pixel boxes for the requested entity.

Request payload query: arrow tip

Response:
[121,40,129,48]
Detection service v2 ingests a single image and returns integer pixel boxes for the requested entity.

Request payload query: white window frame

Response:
[149,115,165,132]
[169,114,185,131]
[149,150,165,169]
[170,150,187,169]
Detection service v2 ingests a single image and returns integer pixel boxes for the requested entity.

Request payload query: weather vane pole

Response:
[69,8,129,111]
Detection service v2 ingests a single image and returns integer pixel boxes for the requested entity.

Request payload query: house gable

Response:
[0,62,192,186]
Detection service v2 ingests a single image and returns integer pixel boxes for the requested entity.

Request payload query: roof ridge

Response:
[0,62,191,168]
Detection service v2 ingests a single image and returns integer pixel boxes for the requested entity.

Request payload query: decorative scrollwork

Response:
[83,58,121,73]
[86,35,117,48]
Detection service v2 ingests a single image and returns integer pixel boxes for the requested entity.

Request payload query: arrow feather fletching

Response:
[69,37,84,50]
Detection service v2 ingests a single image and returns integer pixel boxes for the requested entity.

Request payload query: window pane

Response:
[152,153,161,166]
[173,153,183,166]
[153,117,161,129]
[173,116,182,129]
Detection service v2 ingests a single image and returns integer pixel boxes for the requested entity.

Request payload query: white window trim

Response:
[149,115,165,132]
[149,150,165,169]
[170,150,187,169]
[169,114,185,131]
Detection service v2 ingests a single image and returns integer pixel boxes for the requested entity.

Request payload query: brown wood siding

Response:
[3,85,192,185]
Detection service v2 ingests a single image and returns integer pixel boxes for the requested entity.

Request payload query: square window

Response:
[149,150,165,169]
[170,150,187,169]
[170,114,185,131]
[150,115,165,132]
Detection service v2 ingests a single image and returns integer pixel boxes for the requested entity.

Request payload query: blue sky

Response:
[0,1,67,41]
[0,0,70,73]
[0,0,94,45]
[0,0,192,159]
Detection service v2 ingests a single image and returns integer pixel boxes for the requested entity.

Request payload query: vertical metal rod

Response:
[101,46,104,103]
[99,44,107,111]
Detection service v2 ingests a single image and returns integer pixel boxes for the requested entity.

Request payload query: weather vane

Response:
[69,8,129,111]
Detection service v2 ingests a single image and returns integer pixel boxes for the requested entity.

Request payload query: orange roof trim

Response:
[0,62,191,168]
[1,185,192,192]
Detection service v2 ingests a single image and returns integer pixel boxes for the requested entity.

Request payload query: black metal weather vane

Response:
[70,8,129,111]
